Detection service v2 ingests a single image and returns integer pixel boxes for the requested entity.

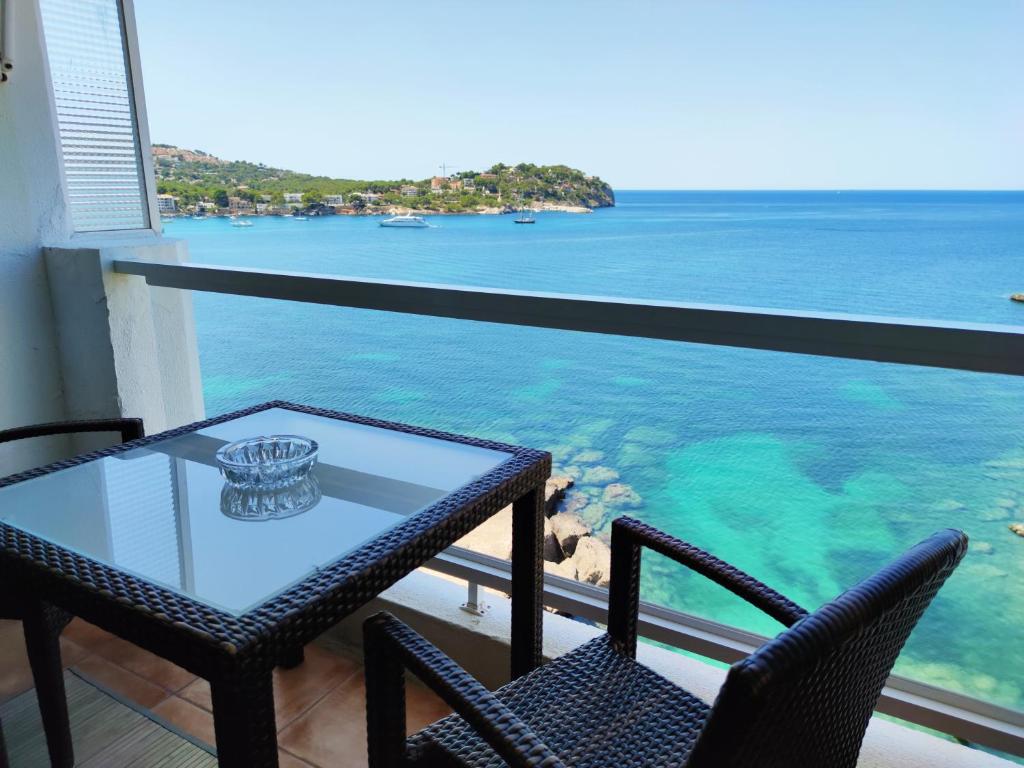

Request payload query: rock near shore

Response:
[572,537,612,588]
[549,512,591,557]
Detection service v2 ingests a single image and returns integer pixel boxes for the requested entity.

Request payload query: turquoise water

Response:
[167,191,1024,709]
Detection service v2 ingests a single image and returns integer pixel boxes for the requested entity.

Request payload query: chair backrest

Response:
[0,418,144,446]
[688,529,968,768]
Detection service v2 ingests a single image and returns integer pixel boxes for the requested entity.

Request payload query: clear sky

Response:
[134,1,1023,190]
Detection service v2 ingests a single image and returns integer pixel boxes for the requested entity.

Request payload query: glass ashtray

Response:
[215,435,318,490]
[220,477,322,522]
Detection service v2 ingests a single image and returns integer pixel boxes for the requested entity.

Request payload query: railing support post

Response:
[460,580,488,616]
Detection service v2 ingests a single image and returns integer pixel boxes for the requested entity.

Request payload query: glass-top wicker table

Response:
[0,402,550,768]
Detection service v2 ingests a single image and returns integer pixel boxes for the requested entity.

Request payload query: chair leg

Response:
[0,715,9,768]
[278,645,305,669]
[21,603,73,768]
[363,623,407,768]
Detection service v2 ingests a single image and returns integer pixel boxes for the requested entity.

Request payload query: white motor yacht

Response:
[380,214,429,228]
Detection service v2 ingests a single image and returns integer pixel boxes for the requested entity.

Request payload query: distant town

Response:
[152,145,615,218]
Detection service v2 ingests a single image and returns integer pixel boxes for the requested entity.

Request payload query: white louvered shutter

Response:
[38,0,150,232]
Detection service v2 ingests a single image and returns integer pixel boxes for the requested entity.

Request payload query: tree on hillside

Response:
[302,190,322,206]
[212,188,229,208]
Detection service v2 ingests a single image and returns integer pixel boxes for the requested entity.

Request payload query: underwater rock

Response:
[548,444,576,462]
[561,465,582,481]
[623,426,676,447]
[581,465,620,485]
[561,492,589,517]
[572,449,605,464]
[963,563,1008,580]
[995,497,1017,509]
[984,457,1024,470]
[973,541,995,555]
[980,508,1011,522]
[617,443,651,468]
[580,502,612,530]
[602,483,643,508]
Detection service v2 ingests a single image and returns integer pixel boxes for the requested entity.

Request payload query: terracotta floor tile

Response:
[91,634,196,693]
[58,637,92,668]
[62,618,116,653]
[0,619,32,703]
[152,695,217,747]
[178,677,212,712]
[405,679,452,731]
[179,642,360,729]
[274,644,362,728]
[278,671,451,768]
[72,654,172,710]
[0,618,94,704]
[278,750,316,768]
[278,674,368,768]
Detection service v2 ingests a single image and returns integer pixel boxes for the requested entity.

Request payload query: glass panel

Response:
[187,296,1024,711]
[0,409,511,615]
[39,0,149,232]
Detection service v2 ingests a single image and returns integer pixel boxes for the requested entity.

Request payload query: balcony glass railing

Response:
[113,206,1024,754]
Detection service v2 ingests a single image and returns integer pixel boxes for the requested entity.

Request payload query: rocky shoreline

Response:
[455,450,1024,597]
[454,463,645,592]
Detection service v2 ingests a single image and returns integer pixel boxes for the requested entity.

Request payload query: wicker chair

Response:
[363,516,968,768]
[0,418,144,768]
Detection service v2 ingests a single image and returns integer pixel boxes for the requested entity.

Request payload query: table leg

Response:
[21,602,73,768]
[211,666,278,768]
[511,484,544,679]
[279,645,305,669]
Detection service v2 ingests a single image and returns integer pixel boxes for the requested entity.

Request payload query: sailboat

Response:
[514,206,536,224]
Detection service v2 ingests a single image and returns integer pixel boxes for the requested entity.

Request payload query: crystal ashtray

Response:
[215,435,318,490]
[220,477,322,522]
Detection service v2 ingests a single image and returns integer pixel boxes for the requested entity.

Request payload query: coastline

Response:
[163,201,597,220]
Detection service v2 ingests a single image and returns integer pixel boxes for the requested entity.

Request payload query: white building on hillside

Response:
[157,194,178,213]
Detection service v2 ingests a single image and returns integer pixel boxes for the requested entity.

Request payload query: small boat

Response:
[514,208,536,224]
[293,216,308,221]
[230,217,253,228]
[380,214,429,228]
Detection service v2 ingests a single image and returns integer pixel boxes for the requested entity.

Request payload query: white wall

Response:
[0,0,72,472]
[0,0,204,471]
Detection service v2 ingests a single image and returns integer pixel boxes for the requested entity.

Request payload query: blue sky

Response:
[134,1,1023,189]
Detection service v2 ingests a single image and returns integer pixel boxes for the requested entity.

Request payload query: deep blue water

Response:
[166,191,1024,709]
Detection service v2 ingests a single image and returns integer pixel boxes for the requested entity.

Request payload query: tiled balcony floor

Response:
[0,617,452,767]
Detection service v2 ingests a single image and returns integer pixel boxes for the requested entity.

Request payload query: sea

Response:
[164,190,1024,711]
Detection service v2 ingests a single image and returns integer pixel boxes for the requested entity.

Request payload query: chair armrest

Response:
[607,516,808,657]
[0,418,145,445]
[364,612,564,768]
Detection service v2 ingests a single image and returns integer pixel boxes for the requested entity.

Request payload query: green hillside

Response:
[152,145,614,213]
